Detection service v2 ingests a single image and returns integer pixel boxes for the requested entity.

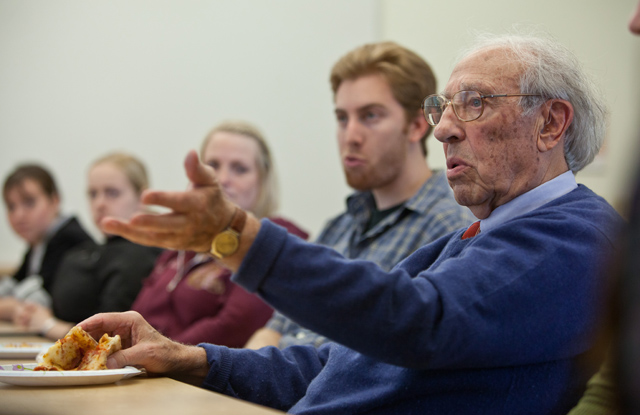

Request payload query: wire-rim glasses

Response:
[421,90,541,126]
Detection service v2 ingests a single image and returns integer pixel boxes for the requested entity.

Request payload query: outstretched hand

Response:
[100,150,236,253]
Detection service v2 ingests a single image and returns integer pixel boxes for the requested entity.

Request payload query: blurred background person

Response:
[13,152,161,339]
[245,41,474,350]
[631,0,640,34]
[130,120,308,347]
[567,2,640,414]
[0,164,93,320]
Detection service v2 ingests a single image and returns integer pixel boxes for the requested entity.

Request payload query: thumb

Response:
[107,349,135,369]
[184,150,217,187]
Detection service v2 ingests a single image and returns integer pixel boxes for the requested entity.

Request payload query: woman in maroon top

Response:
[131,120,308,347]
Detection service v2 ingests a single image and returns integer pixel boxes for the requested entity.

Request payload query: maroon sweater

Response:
[131,217,308,347]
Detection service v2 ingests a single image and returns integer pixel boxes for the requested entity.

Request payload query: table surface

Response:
[0,321,40,337]
[0,321,284,415]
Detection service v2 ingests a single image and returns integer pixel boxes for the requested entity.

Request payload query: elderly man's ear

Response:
[536,99,574,152]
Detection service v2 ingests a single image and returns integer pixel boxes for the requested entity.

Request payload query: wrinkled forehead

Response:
[444,47,524,96]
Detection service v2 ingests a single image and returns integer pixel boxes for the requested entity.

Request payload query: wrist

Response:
[209,206,247,259]
[166,344,209,385]
[177,345,209,375]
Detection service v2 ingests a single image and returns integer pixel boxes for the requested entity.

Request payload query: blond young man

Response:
[245,42,474,350]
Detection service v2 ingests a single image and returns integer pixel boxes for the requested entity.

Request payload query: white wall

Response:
[0,0,379,266]
[381,0,640,212]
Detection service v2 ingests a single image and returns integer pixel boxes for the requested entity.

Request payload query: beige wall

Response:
[381,0,640,213]
[2,0,639,267]
[0,0,378,266]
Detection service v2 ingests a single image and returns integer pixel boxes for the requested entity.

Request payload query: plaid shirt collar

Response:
[345,170,451,233]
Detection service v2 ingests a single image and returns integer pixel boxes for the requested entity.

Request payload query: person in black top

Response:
[0,164,93,320]
[13,152,160,339]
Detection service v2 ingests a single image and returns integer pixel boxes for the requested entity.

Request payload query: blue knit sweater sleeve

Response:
[233,189,621,370]
[199,342,331,411]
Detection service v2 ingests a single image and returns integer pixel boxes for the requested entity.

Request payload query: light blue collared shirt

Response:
[479,171,578,234]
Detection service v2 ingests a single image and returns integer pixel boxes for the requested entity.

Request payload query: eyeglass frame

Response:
[421,90,542,126]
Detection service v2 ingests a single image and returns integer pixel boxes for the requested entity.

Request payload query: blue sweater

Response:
[200,185,622,414]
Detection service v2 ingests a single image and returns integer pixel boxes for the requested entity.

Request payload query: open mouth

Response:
[344,155,364,167]
[447,158,465,170]
[446,158,470,177]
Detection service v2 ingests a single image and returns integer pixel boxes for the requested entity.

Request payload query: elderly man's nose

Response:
[433,106,463,143]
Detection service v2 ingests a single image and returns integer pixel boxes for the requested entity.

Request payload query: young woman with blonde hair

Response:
[131,120,308,347]
[13,152,161,339]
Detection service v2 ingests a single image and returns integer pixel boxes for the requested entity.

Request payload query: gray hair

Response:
[460,32,608,173]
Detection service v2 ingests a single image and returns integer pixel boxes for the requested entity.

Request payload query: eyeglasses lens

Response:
[453,91,482,122]
[423,91,486,125]
[423,95,444,126]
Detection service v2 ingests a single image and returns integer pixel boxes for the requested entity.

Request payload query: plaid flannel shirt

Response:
[266,170,475,348]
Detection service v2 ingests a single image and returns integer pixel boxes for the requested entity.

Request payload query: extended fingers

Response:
[100,217,179,249]
[100,217,147,241]
[141,189,206,213]
[184,150,218,187]
[128,211,190,230]
[130,214,214,251]
[102,216,212,252]
[99,150,231,253]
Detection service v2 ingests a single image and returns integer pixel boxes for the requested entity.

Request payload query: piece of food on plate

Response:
[77,333,122,370]
[4,342,36,348]
[35,326,121,371]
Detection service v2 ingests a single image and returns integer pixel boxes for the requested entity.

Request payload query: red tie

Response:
[462,221,481,240]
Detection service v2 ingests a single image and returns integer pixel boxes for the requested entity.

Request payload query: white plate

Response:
[0,363,142,386]
[0,342,55,359]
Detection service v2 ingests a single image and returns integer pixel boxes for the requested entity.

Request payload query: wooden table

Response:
[0,321,284,415]
[0,377,284,415]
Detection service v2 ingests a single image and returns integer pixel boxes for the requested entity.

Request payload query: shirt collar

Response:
[480,171,577,233]
[345,170,450,217]
[44,215,70,241]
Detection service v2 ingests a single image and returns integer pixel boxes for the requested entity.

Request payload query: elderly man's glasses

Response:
[421,90,541,126]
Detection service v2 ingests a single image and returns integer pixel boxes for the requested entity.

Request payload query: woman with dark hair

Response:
[0,164,93,320]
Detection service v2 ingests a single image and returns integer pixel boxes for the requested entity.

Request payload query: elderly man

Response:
[82,33,622,414]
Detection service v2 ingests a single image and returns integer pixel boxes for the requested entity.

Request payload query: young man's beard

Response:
[344,148,405,192]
